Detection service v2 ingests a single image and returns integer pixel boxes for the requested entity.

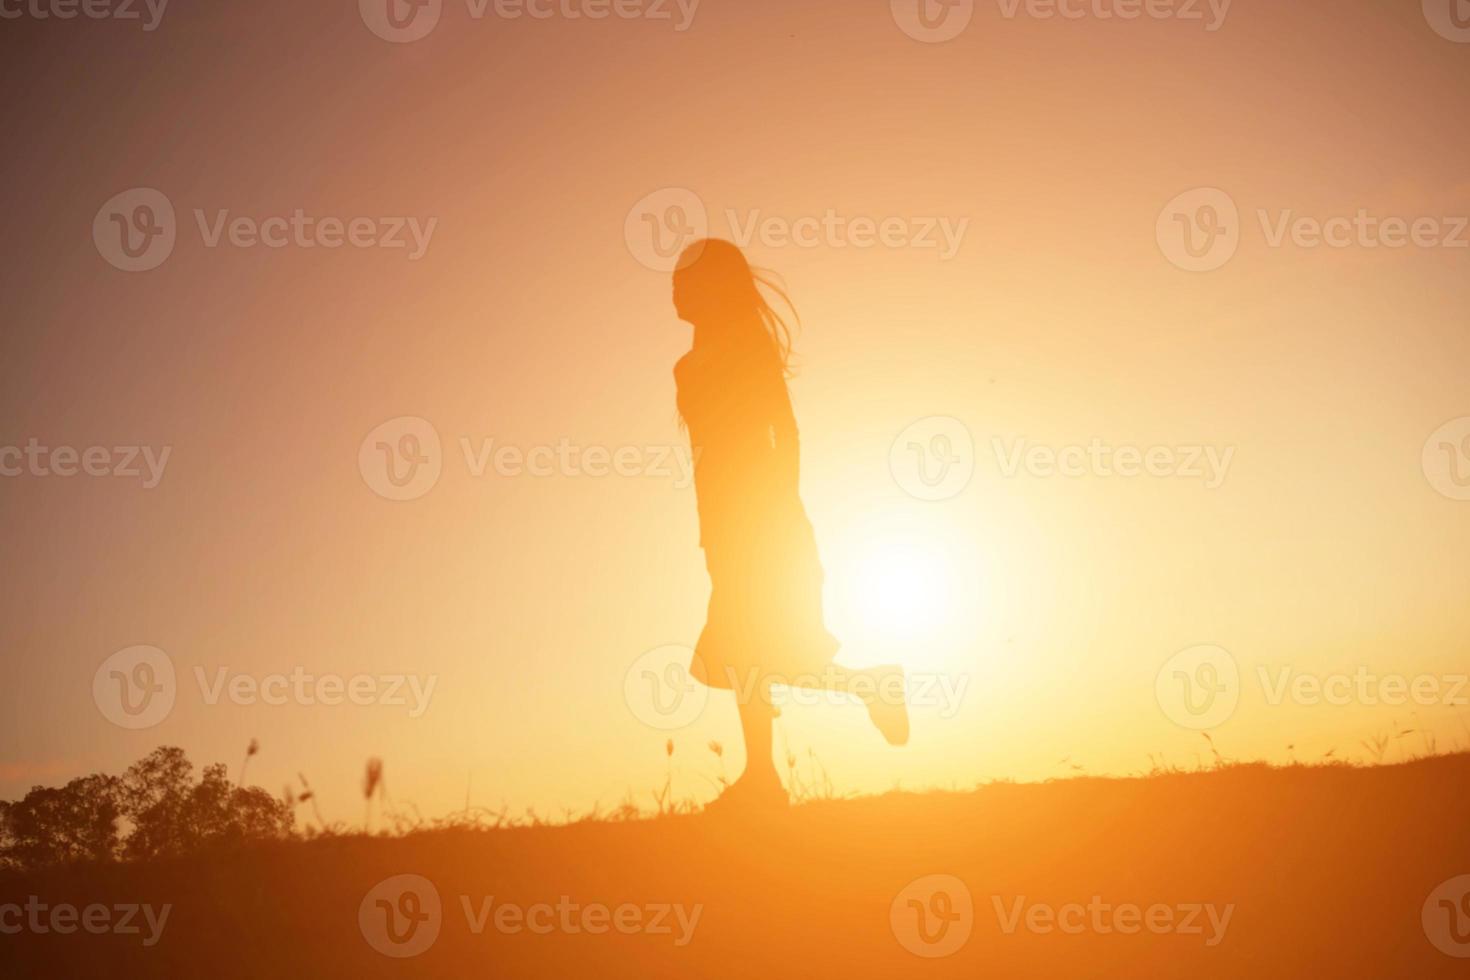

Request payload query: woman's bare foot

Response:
[863,664,910,746]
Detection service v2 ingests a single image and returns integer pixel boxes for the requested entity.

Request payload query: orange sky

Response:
[1,0,1468,822]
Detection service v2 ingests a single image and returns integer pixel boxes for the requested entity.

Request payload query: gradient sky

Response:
[2,0,1468,823]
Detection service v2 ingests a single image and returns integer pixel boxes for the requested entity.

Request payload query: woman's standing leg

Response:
[737,682,782,789]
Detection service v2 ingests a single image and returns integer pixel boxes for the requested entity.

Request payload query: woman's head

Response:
[672,239,795,375]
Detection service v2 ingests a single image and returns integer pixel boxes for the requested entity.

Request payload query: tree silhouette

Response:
[0,773,121,869]
[0,747,294,870]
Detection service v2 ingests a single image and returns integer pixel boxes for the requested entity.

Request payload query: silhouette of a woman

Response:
[671,239,908,813]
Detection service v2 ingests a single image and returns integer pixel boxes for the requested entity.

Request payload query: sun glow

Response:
[825,514,984,672]
[851,544,951,634]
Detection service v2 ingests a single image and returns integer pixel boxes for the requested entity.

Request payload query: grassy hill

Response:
[3,753,1468,978]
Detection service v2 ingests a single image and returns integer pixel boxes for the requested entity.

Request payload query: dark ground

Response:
[3,753,1468,978]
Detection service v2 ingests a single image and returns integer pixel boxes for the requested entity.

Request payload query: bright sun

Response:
[827,515,979,661]
[852,545,950,633]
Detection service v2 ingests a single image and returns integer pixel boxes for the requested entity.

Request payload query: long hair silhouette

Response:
[672,238,795,384]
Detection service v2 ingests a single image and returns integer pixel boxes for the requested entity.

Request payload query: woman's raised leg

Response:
[789,664,911,747]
